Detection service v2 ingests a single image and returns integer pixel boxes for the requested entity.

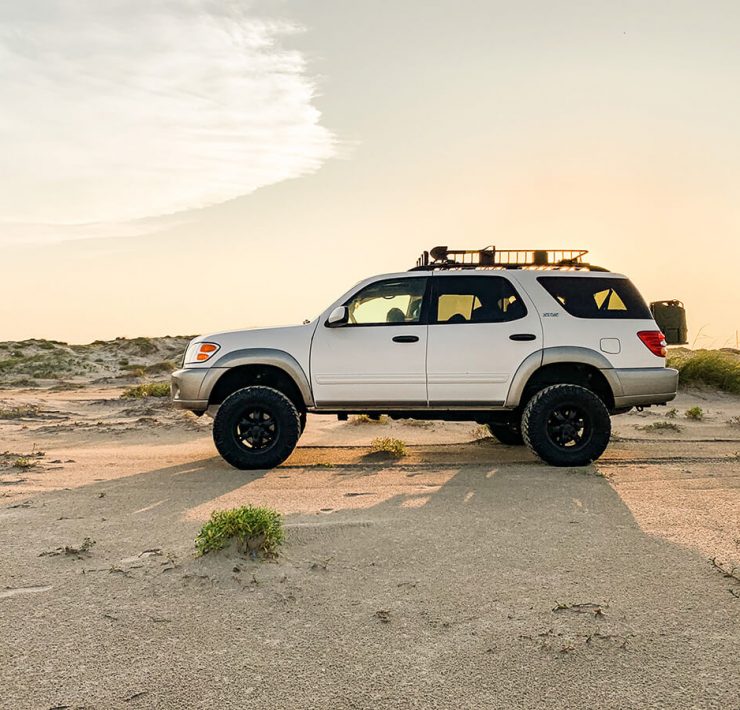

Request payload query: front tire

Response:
[213,386,301,470]
[486,422,525,446]
[522,384,611,466]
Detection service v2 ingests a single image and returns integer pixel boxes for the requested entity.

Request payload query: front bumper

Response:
[613,367,679,408]
[170,368,210,412]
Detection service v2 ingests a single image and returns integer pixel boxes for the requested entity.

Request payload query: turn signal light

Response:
[637,331,667,358]
[195,342,220,362]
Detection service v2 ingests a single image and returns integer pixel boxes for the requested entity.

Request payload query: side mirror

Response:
[326,306,349,327]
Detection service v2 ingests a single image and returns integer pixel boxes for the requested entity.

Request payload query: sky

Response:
[1,0,739,347]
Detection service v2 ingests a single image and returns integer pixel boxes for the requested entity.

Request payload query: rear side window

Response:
[537,276,651,319]
[433,276,527,324]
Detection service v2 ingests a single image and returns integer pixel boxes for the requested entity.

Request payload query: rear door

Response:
[426,273,542,405]
[310,276,430,407]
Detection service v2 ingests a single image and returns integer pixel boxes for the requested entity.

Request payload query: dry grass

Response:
[350,414,389,425]
[669,350,740,394]
[637,421,682,433]
[470,425,492,440]
[0,404,39,419]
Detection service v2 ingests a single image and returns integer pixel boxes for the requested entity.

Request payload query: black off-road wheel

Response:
[486,422,525,446]
[522,384,611,467]
[213,386,301,470]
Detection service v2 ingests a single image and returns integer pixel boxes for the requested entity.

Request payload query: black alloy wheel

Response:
[545,404,590,449]
[236,407,279,451]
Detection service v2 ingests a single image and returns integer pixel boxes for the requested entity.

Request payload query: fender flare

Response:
[202,348,315,407]
[505,346,623,408]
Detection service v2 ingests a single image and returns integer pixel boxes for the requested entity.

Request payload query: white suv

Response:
[172,247,678,469]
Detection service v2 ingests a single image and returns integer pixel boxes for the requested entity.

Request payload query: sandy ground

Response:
[1,384,739,709]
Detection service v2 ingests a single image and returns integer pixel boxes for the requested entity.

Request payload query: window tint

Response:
[433,276,526,324]
[345,278,427,325]
[538,277,651,319]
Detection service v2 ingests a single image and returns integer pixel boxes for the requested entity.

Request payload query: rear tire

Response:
[486,422,525,446]
[213,386,301,470]
[522,384,611,466]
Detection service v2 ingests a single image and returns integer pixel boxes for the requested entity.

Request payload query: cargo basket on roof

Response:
[411,246,608,271]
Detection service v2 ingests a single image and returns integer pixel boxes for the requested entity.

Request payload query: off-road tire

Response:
[522,384,611,467]
[213,386,301,470]
[486,422,525,446]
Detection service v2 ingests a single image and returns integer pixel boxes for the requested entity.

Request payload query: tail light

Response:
[637,330,667,358]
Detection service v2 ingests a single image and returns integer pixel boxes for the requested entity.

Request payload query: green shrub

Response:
[13,456,33,469]
[370,437,407,457]
[120,382,170,399]
[668,350,740,394]
[685,406,704,421]
[195,506,284,558]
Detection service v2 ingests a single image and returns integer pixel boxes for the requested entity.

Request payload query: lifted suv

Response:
[172,247,678,469]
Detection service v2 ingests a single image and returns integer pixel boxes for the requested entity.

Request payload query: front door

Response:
[310,276,429,407]
[426,273,542,405]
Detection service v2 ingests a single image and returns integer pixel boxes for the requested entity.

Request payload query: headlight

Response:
[184,341,221,364]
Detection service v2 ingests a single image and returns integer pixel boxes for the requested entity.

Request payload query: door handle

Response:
[392,335,419,343]
[509,333,537,341]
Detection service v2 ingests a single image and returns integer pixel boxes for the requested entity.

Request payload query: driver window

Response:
[345,278,427,326]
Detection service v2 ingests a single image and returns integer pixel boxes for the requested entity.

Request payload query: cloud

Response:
[0,0,335,233]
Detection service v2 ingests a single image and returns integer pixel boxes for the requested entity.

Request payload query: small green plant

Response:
[665,408,678,419]
[120,382,170,399]
[13,456,33,469]
[370,437,407,457]
[637,421,681,433]
[195,505,285,558]
[685,406,704,421]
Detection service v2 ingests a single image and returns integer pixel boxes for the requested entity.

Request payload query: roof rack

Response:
[411,246,608,272]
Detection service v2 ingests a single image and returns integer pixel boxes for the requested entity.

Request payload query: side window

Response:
[433,276,526,324]
[537,277,651,319]
[344,278,428,326]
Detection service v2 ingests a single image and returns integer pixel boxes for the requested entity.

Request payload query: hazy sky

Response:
[1,0,739,346]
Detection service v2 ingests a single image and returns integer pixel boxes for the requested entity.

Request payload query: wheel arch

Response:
[205,349,314,410]
[506,347,621,410]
